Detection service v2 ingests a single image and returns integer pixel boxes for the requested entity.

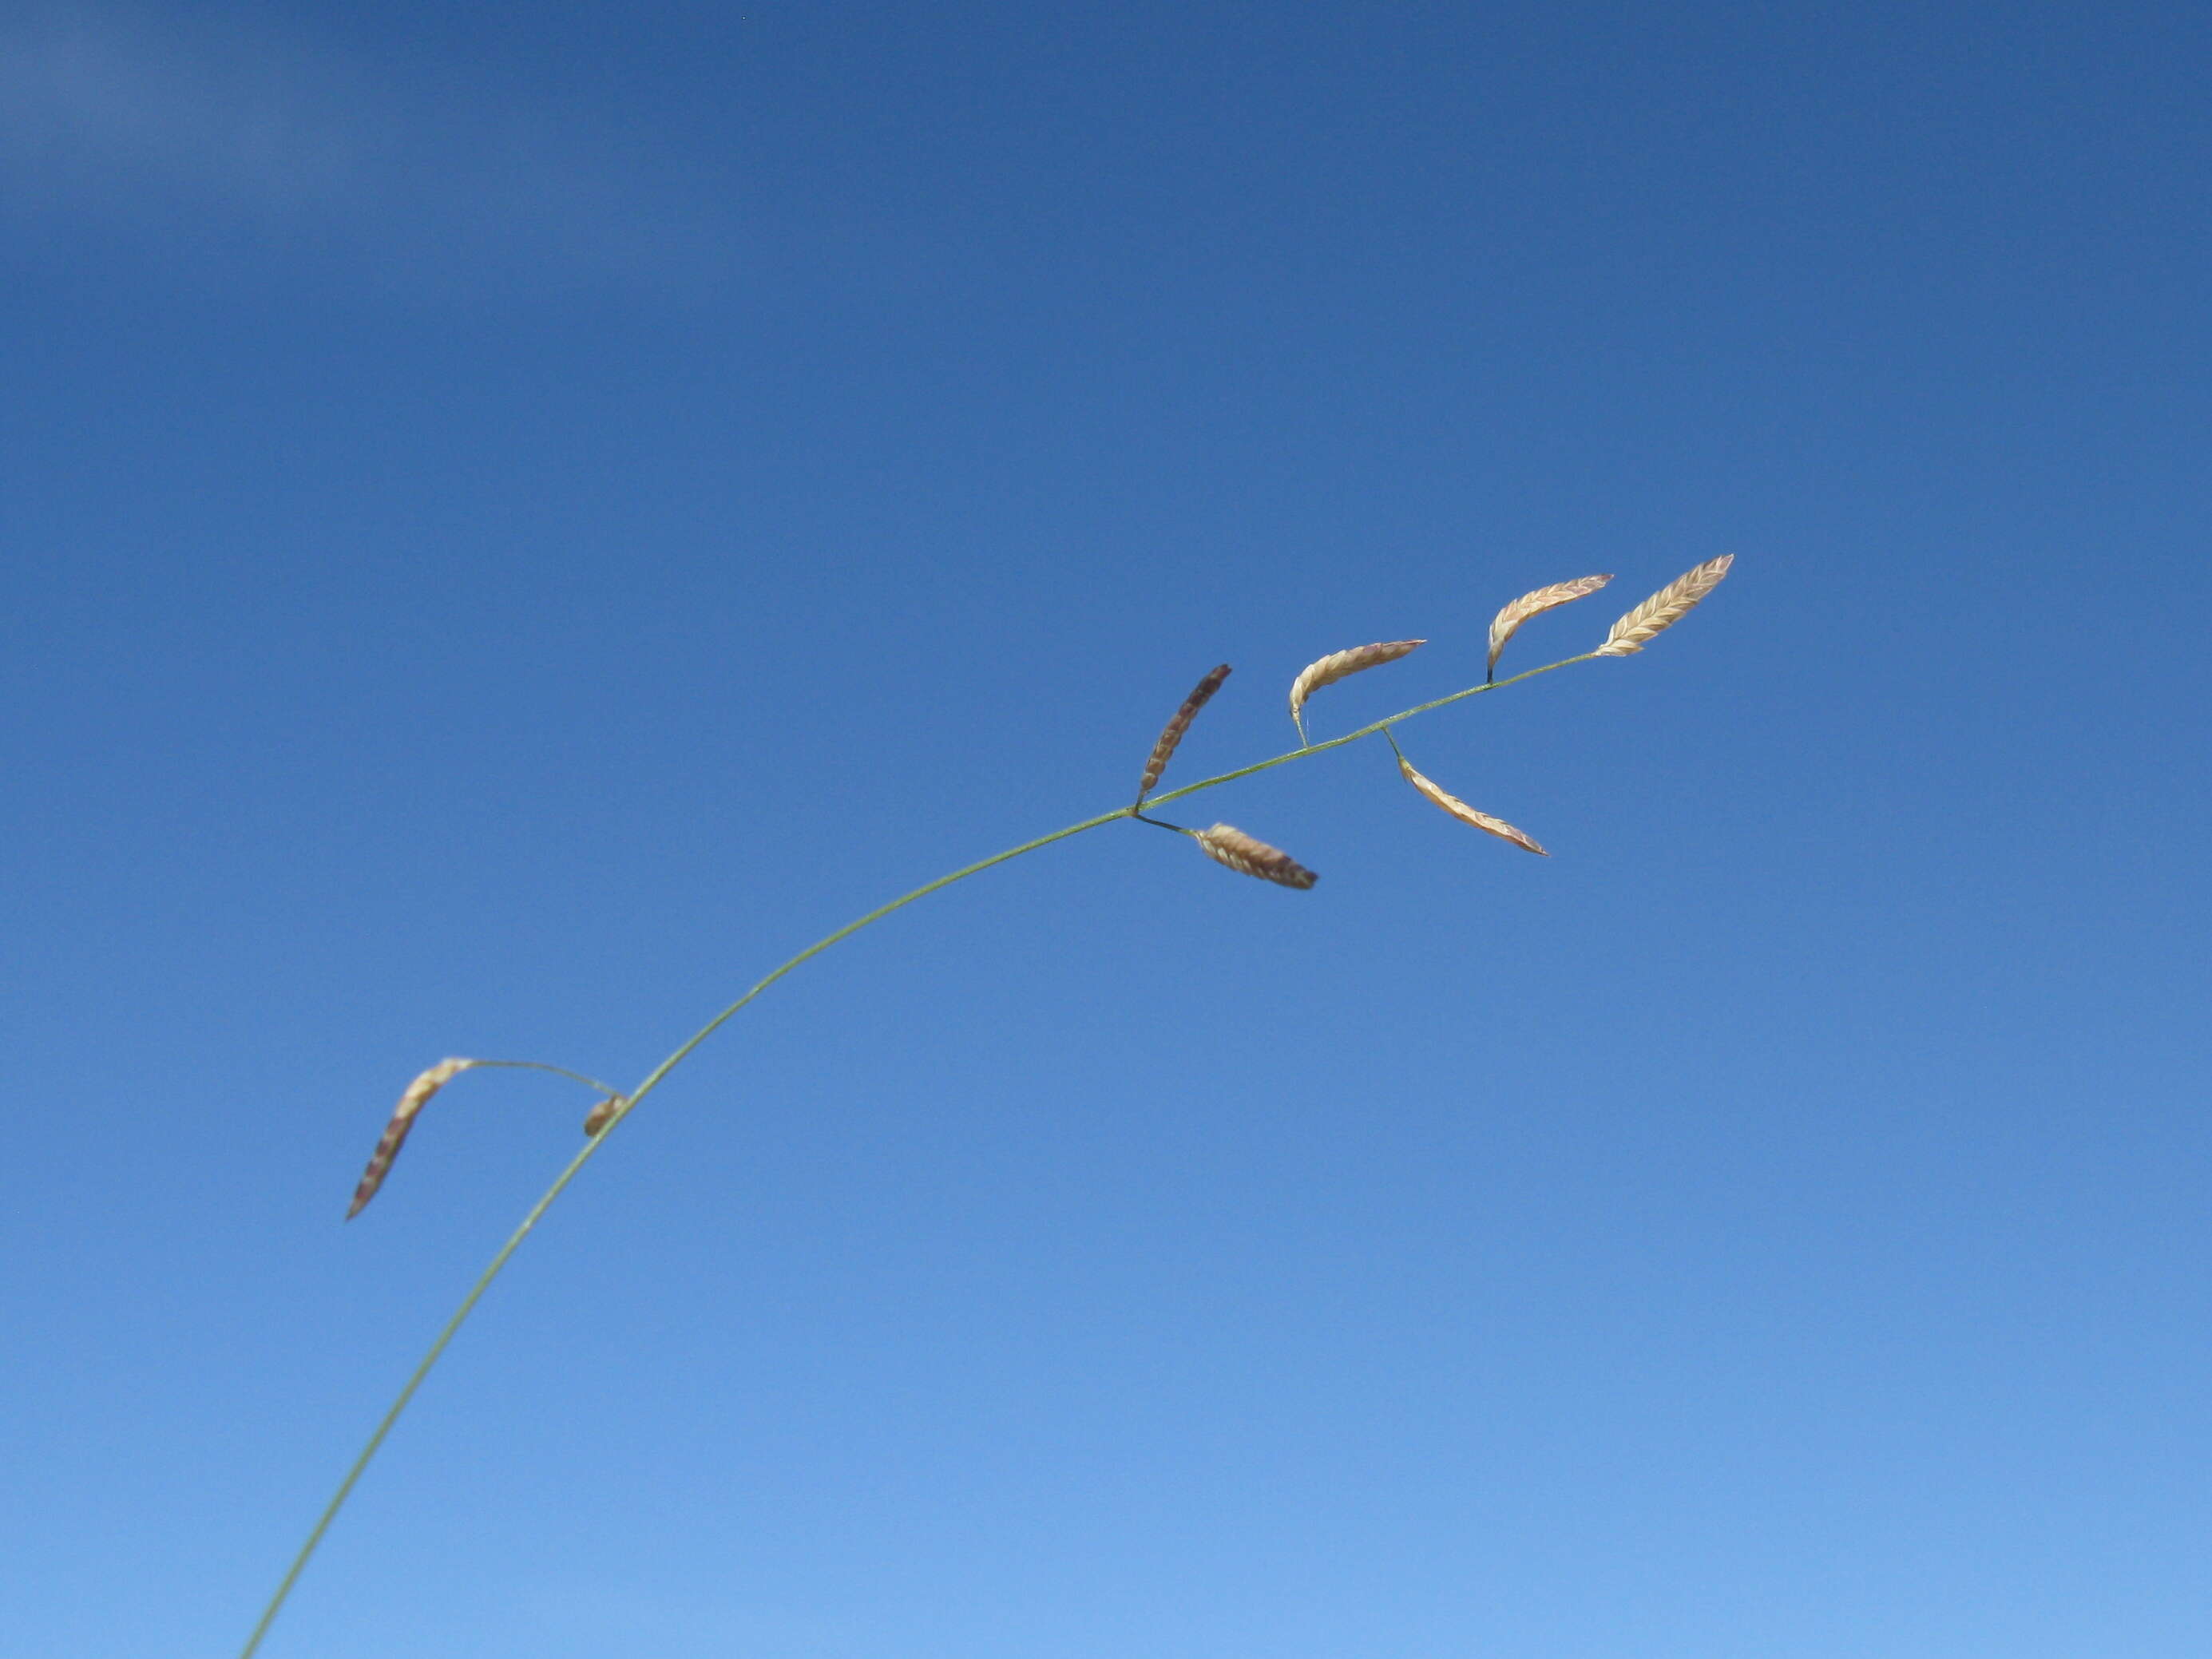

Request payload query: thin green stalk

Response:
[468,1059,625,1099]
[242,647,1599,1656]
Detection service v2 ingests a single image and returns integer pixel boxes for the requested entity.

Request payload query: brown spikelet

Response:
[1487,574,1614,677]
[1594,556,1734,656]
[582,1095,626,1137]
[1287,640,1425,734]
[1397,757,1548,856]
[347,1059,478,1219]
[1137,663,1231,802]
[1195,823,1318,889]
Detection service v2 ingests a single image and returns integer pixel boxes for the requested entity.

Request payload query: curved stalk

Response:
[240,647,1600,1656]
[467,1059,625,1099]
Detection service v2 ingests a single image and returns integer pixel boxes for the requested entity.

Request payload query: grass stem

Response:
[240,647,1599,1656]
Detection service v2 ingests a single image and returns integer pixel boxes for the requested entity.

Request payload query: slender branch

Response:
[468,1059,625,1099]
[240,646,1601,1656]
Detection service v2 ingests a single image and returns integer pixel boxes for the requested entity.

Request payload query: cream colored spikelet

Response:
[1595,556,1734,655]
[1487,574,1613,677]
[1396,756,1548,855]
[1286,639,1424,740]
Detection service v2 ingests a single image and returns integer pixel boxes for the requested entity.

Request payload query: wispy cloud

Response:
[0,3,739,290]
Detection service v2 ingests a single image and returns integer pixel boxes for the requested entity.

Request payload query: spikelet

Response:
[1397,757,1548,856]
[1287,640,1425,736]
[1137,663,1231,802]
[347,1059,478,1219]
[582,1095,626,1137]
[1195,823,1318,889]
[1487,574,1613,677]
[1595,556,1734,656]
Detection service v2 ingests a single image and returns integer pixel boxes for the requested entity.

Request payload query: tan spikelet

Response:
[1195,823,1318,889]
[1137,663,1231,802]
[1287,640,1425,735]
[582,1095,626,1137]
[347,1059,478,1219]
[1397,757,1548,856]
[1594,556,1734,656]
[1487,574,1613,676]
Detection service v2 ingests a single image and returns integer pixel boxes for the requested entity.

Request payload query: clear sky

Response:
[5,3,2210,1655]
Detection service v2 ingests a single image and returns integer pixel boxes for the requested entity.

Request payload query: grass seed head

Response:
[1287,640,1425,731]
[582,1095,626,1137]
[1595,556,1734,656]
[1397,756,1548,855]
[1138,663,1231,802]
[347,1058,478,1220]
[1488,574,1614,675]
[1195,822,1319,889]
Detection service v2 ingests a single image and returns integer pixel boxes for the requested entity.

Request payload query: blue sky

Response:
[4,2,2210,1654]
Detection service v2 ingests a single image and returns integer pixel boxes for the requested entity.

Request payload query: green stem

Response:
[240,647,1600,1656]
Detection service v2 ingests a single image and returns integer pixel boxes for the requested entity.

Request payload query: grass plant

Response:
[241,558,1734,1655]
